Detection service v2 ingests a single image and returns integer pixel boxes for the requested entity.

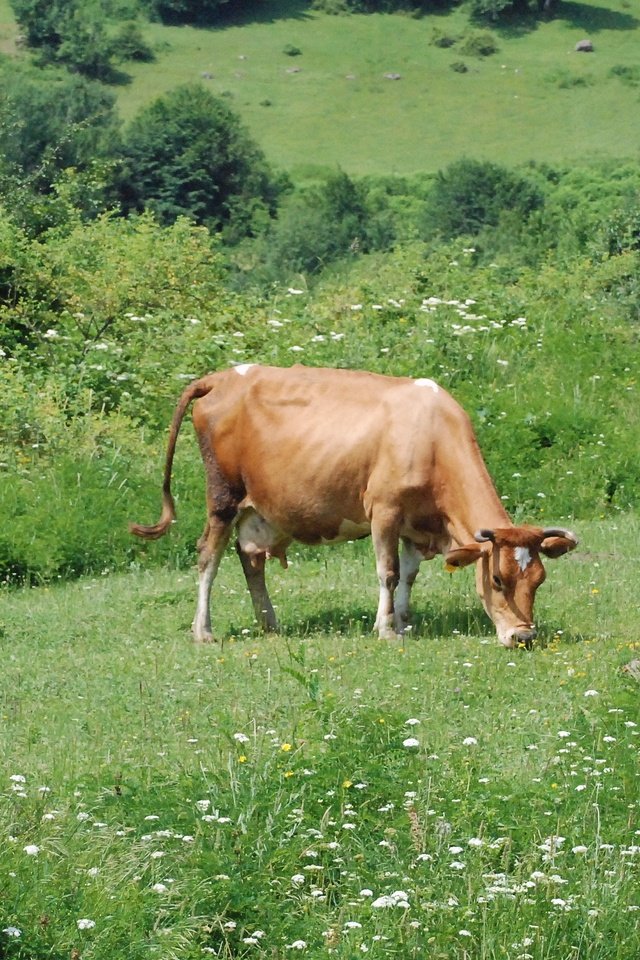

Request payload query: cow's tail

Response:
[129,374,219,540]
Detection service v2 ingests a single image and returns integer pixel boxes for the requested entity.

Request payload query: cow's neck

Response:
[438,442,511,548]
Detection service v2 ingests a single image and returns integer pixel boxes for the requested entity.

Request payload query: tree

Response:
[10,0,119,79]
[256,171,395,280]
[143,0,229,25]
[118,84,286,239]
[421,159,544,241]
[0,61,120,233]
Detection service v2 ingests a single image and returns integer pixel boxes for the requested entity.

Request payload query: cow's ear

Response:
[540,534,578,559]
[445,543,485,570]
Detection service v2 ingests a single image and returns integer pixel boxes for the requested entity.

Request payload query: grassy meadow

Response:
[1,0,640,176]
[1,516,639,958]
[113,0,640,177]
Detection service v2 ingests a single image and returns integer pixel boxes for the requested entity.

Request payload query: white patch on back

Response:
[233,363,255,376]
[514,546,532,571]
[414,378,439,393]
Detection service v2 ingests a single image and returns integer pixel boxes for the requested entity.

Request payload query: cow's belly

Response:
[236,504,370,556]
[321,519,371,545]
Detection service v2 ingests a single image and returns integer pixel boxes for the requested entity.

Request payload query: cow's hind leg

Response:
[236,543,279,632]
[394,538,422,634]
[192,517,234,643]
[371,509,401,640]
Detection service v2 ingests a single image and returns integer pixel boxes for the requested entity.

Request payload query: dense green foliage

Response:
[421,159,544,241]
[0,60,120,233]
[252,170,396,280]
[117,84,286,237]
[0,0,638,591]
[9,0,122,78]
[1,158,639,583]
[143,0,229,24]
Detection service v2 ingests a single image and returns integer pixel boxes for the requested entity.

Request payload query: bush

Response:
[113,21,155,63]
[118,84,287,239]
[10,0,120,79]
[450,61,468,73]
[144,0,229,25]
[459,31,498,57]
[609,64,640,86]
[253,171,395,282]
[431,30,457,48]
[421,159,544,240]
[546,68,594,89]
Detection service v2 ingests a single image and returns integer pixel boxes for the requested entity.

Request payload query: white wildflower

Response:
[77,919,96,930]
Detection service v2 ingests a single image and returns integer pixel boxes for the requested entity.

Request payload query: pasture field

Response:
[114,0,640,177]
[1,516,639,958]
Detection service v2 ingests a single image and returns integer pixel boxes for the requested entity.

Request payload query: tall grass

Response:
[1,518,639,958]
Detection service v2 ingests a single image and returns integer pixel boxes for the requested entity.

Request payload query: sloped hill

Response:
[114,0,640,176]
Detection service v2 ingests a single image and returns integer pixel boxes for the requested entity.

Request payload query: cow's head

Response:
[445,526,578,648]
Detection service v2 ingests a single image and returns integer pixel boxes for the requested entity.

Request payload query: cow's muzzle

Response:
[502,626,537,650]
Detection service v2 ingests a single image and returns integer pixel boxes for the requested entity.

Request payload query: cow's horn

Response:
[542,527,578,544]
[474,529,495,543]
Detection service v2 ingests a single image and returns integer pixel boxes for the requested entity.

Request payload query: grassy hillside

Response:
[0,0,18,55]
[113,0,640,177]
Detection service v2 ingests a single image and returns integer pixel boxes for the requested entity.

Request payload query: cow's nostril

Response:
[515,627,537,650]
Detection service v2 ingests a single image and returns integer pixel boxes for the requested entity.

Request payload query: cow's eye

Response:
[492,574,503,591]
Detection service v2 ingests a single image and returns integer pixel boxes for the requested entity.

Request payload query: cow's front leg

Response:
[235,543,279,632]
[371,510,401,640]
[192,517,233,643]
[394,539,421,634]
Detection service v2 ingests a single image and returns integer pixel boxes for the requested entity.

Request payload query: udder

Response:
[236,508,290,568]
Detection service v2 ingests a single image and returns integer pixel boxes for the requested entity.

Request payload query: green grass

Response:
[0,0,19,55]
[2,517,639,958]
[113,0,640,177]
[2,0,639,175]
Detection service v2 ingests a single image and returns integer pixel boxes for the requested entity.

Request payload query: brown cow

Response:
[130,364,577,647]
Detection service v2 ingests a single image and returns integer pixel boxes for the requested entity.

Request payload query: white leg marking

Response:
[394,540,421,633]
[192,554,223,642]
[414,378,439,392]
[374,579,396,640]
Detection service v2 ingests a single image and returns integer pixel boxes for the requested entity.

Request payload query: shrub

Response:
[450,60,468,73]
[118,84,287,239]
[460,31,498,57]
[421,159,544,240]
[283,44,302,57]
[254,171,395,282]
[10,0,120,80]
[546,68,594,89]
[113,21,155,63]
[431,30,456,48]
[609,64,640,86]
